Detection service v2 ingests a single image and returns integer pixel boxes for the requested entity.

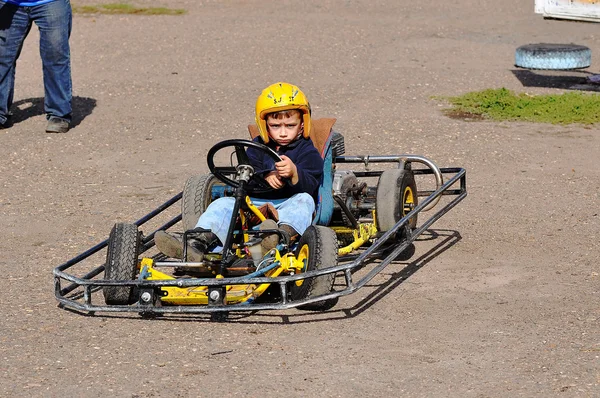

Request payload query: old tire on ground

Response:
[515,43,591,70]
[292,225,339,311]
[376,169,418,233]
[103,223,140,305]
[182,173,222,232]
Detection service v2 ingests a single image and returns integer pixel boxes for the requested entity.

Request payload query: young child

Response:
[155,82,323,260]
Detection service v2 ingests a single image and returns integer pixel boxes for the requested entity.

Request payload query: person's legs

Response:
[190,194,314,253]
[254,193,315,236]
[32,0,72,124]
[0,4,31,126]
[195,196,236,246]
[275,193,315,235]
[156,196,231,259]
[154,231,206,262]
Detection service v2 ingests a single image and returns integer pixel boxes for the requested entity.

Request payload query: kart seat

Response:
[247,118,338,226]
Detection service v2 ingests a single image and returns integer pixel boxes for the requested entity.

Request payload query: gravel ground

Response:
[0,0,599,397]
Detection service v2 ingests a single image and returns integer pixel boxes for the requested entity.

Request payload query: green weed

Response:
[72,3,186,15]
[440,88,600,125]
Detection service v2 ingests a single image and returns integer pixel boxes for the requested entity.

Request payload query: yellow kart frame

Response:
[135,197,378,307]
[53,136,467,320]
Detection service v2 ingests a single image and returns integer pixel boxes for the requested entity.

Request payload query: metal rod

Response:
[58,214,182,296]
[53,168,467,314]
[54,193,181,273]
[336,155,444,211]
[219,182,246,275]
[333,194,359,229]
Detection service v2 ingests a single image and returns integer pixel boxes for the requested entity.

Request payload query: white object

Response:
[535,0,600,22]
[246,238,264,266]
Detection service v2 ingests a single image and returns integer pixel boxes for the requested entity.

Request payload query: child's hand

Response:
[265,171,285,189]
[275,155,298,185]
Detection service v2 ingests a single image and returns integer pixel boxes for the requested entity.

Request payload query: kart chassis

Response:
[53,153,467,316]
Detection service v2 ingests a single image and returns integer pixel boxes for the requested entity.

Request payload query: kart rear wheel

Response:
[103,223,140,305]
[182,173,222,231]
[376,169,418,233]
[291,225,338,311]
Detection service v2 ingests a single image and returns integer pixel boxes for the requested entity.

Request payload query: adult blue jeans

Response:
[0,0,72,125]
[195,193,316,249]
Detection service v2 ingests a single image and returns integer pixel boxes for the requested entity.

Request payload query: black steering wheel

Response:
[207,139,282,194]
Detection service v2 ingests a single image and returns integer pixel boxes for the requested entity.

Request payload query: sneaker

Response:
[154,231,205,262]
[46,116,70,133]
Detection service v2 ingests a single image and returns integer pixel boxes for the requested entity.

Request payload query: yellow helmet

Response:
[255,82,311,143]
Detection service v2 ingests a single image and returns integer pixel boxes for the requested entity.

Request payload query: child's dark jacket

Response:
[247,136,323,203]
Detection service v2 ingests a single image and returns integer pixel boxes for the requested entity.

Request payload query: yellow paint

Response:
[337,222,378,256]
[295,244,309,287]
[137,250,306,305]
[403,186,415,217]
[245,196,266,222]
[372,209,378,230]
[238,207,249,243]
[140,258,255,305]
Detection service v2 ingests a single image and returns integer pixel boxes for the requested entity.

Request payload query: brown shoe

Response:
[259,219,279,253]
[154,231,204,262]
[278,224,299,242]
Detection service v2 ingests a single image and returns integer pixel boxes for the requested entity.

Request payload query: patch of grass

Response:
[440,88,600,125]
[73,3,186,15]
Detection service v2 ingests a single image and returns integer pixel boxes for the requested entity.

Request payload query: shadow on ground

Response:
[336,228,462,319]
[11,96,97,127]
[512,68,600,92]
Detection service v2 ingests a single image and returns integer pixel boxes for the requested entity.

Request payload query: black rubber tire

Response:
[103,223,140,305]
[181,173,221,232]
[292,225,339,311]
[515,43,591,70]
[376,169,418,232]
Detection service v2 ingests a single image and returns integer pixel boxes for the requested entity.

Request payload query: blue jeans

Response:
[195,193,316,248]
[0,0,72,125]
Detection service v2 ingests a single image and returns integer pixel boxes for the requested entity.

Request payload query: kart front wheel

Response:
[103,223,140,305]
[291,225,338,311]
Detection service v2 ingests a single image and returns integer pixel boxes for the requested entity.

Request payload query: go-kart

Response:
[53,118,467,321]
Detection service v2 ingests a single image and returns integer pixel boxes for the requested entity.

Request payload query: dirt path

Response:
[1,0,598,396]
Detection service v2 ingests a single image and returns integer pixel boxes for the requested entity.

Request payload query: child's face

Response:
[266,112,303,146]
